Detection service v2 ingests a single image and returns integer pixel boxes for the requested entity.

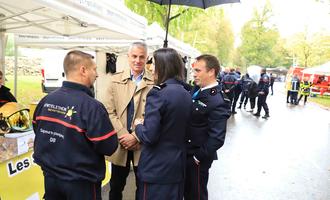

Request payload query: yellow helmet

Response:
[0,102,32,134]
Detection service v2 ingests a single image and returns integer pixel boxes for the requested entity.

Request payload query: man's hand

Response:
[119,133,138,150]
[259,91,265,95]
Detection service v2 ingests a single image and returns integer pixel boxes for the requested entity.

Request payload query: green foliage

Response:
[239,3,283,67]
[125,1,235,65]
[5,34,15,56]
[5,75,45,107]
[287,31,330,67]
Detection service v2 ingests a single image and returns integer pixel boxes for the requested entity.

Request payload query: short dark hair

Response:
[63,50,94,75]
[153,48,184,85]
[0,70,2,76]
[195,54,220,77]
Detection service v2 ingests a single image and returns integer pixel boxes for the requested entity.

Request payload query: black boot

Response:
[262,113,270,119]
[253,112,260,117]
[237,103,242,109]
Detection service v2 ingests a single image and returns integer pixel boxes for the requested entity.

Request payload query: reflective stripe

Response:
[36,116,86,133]
[88,130,116,141]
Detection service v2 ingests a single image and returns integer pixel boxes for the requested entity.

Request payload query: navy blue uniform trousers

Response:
[184,155,213,200]
[44,176,101,200]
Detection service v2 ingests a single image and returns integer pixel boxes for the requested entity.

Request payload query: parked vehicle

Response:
[41,49,67,93]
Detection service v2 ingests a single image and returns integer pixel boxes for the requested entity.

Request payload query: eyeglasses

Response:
[0,109,32,134]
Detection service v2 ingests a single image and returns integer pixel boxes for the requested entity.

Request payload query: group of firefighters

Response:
[216,67,271,119]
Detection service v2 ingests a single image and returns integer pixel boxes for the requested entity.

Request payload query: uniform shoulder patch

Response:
[153,83,167,90]
[210,88,217,96]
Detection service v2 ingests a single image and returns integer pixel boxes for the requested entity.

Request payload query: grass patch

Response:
[309,95,330,109]
[5,75,46,108]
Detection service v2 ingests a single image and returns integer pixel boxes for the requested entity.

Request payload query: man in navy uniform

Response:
[184,54,230,200]
[33,50,118,200]
[253,68,270,118]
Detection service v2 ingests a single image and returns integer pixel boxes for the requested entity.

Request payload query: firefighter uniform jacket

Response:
[257,73,270,94]
[186,84,231,162]
[300,81,312,96]
[33,81,118,183]
[135,78,192,184]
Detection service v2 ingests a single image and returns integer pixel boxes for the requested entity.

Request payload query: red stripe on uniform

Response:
[144,182,147,200]
[87,130,116,142]
[35,116,86,133]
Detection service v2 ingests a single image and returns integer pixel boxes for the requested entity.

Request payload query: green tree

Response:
[191,9,234,66]
[124,0,202,39]
[125,1,235,64]
[5,34,15,56]
[287,30,330,67]
[239,2,282,67]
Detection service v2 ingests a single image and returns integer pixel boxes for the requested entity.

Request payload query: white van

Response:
[41,49,95,93]
[41,49,67,93]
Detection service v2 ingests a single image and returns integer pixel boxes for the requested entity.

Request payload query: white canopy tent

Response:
[302,62,330,76]
[0,0,148,96]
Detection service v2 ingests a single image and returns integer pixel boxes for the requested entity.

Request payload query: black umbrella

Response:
[148,0,240,47]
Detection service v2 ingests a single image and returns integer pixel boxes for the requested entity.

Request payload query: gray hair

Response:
[128,41,148,54]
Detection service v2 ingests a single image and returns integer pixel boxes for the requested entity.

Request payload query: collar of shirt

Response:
[62,81,94,97]
[201,82,219,91]
[130,70,144,86]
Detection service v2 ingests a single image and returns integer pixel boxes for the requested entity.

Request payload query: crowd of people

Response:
[22,40,320,200]
[31,42,232,200]
[217,67,271,119]
[286,74,313,105]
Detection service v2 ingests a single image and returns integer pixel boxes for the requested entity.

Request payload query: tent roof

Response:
[15,34,140,54]
[0,0,147,40]
[302,62,330,76]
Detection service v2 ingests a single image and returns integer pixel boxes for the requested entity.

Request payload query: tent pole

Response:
[163,0,172,48]
[14,44,18,97]
[0,33,7,81]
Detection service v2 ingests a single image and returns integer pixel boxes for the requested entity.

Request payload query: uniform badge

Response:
[197,100,207,107]
[153,83,167,90]
[210,88,217,96]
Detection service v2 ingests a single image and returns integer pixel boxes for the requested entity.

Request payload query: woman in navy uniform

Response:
[131,48,192,200]
[184,54,230,200]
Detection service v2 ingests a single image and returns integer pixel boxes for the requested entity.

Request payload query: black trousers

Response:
[184,155,212,200]
[109,151,139,200]
[232,90,241,112]
[239,91,249,107]
[298,94,308,104]
[138,181,184,200]
[43,176,101,200]
[249,97,256,110]
[256,93,269,114]
[290,92,298,104]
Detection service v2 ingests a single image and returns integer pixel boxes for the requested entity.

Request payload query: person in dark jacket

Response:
[254,68,270,118]
[184,54,230,200]
[222,68,238,114]
[290,74,300,105]
[0,71,17,107]
[131,48,191,200]
[33,50,118,200]
[238,73,253,109]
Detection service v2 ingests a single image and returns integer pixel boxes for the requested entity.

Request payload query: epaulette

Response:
[210,88,217,96]
[153,83,167,90]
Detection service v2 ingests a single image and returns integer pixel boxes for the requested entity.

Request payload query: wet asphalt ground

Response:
[102,83,330,200]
